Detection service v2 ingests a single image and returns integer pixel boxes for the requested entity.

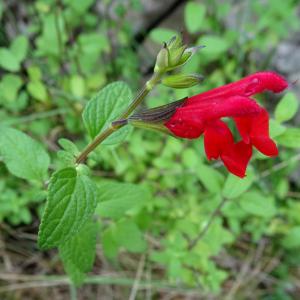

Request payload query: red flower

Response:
[165,71,288,178]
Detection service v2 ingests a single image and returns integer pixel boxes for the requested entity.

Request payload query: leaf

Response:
[269,119,286,138]
[82,81,132,145]
[10,35,29,63]
[38,167,98,249]
[0,126,50,181]
[196,164,224,193]
[150,28,178,44]
[239,192,276,218]
[185,2,206,33]
[0,74,23,102]
[96,181,150,219]
[282,226,300,249]
[114,219,147,253]
[276,128,300,148]
[0,48,20,71]
[222,170,254,199]
[275,92,299,123]
[27,80,48,102]
[70,75,85,97]
[197,35,229,62]
[59,219,98,285]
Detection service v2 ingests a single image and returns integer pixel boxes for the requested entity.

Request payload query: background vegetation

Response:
[0,0,300,299]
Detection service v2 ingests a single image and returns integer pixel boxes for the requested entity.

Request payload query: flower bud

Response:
[162,74,204,89]
[177,45,206,67]
[129,98,186,135]
[154,44,169,73]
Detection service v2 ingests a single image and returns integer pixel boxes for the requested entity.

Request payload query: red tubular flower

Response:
[165,71,288,178]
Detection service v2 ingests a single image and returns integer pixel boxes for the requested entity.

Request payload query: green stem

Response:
[75,72,162,164]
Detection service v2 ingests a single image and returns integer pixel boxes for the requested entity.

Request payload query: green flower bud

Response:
[162,74,204,89]
[154,44,169,73]
[177,45,205,67]
[167,35,183,50]
[168,45,187,68]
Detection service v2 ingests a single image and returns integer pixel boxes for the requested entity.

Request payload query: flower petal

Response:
[221,141,252,178]
[177,96,261,123]
[187,71,288,104]
[235,108,278,157]
[204,120,234,160]
[164,110,204,139]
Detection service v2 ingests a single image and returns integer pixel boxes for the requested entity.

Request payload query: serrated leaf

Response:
[185,2,206,34]
[96,181,150,219]
[275,92,299,123]
[59,219,98,285]
[0,48,20,71]
[10,35,29,63]
[82,81,132,145]
[0,126,50,181]
[222,170,254,199]
[38,167,98,249]
[276,128,300,148]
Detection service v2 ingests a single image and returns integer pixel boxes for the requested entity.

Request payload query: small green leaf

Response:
[185,2,206,33]
[275,92,299,123]
[10,35,29,63]
[197,35,229,62]
[222,170,254,199]
[239,192,276,218]
[269,119,286,138]
[38,167,98,249]
[0,74,23,102]
[96,181,150,219]
[114,219,147,253]
[282,226,300,249]
[196,164,224,193]
[0,126,50,181]
[27,80,48,102]
[0,48,20,71]
[70,75,85,97]
[150,28,178,44]
[276,128,300,148]
[59,219,98,285]
[82,81,132,145]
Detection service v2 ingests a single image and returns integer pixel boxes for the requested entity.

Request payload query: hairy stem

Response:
[75,72,162,164]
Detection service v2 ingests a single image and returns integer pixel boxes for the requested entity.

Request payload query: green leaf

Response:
[276,128,300,148]
[150,28,178,44]
[185,2,206,33]
[114,219,147,253]
[0,126,50,181]
[0,74,23,102]
[282,226,300,249]
[269,119,286,138]
[70,75,85,97]
[222,170,254,199]
[82,81,132,145]
[197,35,229,62]
[59,219,98,285]
[0,48,20,71]
[196,164,224,193]
[10,35,29,63]
[275,92,299,123]
[96,181,150,219]
[38,167,98,249]
[239,192,276,218]
[27,80,48,102]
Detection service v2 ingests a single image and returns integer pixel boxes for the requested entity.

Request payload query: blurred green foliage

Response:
[0,0,300,298]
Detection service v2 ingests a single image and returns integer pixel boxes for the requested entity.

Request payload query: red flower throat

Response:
[165,71,288,178]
